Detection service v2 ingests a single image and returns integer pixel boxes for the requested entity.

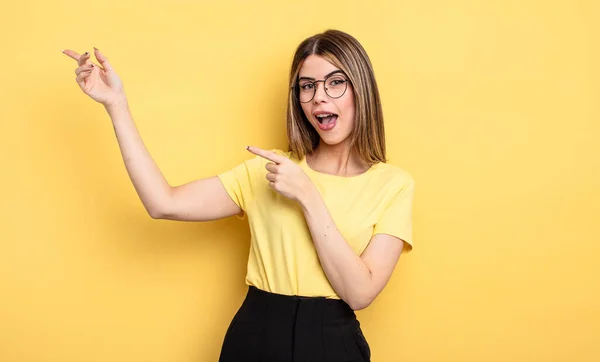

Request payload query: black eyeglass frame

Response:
[291,71,351,103]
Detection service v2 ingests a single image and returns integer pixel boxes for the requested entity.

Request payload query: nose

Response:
[313,81,328,103]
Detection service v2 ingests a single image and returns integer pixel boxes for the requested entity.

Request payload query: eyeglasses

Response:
[293,72,350,103]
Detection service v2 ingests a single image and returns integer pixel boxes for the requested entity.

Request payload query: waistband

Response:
[244,286,356,323]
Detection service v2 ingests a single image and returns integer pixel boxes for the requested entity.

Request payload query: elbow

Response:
[147,190,173,219]
[147,202,169,219]
[347,294,375,311]
[148,207,164,219]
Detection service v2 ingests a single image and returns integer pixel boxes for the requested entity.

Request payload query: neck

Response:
[307,141,369,177]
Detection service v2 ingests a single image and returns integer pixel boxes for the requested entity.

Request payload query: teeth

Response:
[316,114,334,118]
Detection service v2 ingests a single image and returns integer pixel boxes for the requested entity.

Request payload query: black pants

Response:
[219,286,371,362]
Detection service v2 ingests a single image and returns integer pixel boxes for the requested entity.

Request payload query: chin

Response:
[309,121,352,146]
[317,134,351,146]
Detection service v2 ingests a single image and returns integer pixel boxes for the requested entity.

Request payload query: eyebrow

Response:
[298,69,344,81]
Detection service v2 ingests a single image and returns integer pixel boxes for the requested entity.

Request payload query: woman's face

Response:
[298,55,355,147]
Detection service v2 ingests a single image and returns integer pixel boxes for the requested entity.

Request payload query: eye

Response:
[328,77,347,86]
[300,83,314,90]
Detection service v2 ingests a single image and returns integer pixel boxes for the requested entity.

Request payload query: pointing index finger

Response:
[62,49,80,61]
[62,49,89,66]
[246,146,285,164]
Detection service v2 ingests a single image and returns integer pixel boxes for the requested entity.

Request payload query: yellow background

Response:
[1,0,599,361]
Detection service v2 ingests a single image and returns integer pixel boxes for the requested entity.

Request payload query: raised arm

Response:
[64,48,241,222]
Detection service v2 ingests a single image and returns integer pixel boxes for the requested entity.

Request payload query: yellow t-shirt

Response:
[217,149,414,299]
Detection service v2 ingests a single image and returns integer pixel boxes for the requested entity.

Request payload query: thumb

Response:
[93,47,114,72]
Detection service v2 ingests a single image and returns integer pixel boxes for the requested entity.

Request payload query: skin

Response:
[246,55,405,311]
[298,54,365,176]
[63,48,405,310]
[63,47,125,106]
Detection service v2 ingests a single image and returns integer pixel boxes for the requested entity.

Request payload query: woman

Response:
[63,29,414,362]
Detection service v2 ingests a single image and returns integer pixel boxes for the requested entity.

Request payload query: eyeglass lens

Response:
[297,76,348,103]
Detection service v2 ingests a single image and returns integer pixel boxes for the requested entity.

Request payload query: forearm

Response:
[104,99,171,217]
[300,189,374,310]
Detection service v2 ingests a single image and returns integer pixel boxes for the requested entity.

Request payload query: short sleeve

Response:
[216,154,264,220]
[373,179,415,252]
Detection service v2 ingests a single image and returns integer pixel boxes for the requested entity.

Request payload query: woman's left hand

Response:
[246,146,316,204]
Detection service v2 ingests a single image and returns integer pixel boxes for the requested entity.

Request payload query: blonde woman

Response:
[64,29,414,362]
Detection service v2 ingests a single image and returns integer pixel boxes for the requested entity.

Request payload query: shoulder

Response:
[372,162,415,191]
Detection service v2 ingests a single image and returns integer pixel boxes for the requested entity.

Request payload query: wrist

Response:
[299,185,320,212]
[104,96,130,115]
[104,92,128,108]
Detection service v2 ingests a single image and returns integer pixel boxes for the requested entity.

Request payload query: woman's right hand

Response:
[63,47,126,106]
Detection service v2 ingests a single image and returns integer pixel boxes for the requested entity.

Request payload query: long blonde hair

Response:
[286,29,387,165]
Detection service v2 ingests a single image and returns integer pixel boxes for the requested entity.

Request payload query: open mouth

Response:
[314,112,338,131]
[316,113,338,125]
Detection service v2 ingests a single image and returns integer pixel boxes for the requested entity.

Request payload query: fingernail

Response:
[245,146,250,150]
[94,47,98,51]
[84,52,89,56]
